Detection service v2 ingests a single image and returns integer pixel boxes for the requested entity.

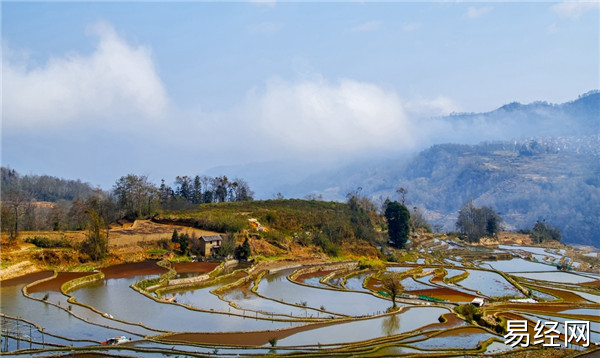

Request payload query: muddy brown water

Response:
[0,271,53,287]
[28,272,93,293]
[408,287,478,302]
[99,260,167,279]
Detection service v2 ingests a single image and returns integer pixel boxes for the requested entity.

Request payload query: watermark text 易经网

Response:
[504,319,594,348]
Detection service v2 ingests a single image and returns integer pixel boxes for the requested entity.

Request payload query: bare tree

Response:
[81,209,108,261]
[1,188,31,241]
[396,187,407,206]
[381,273,403,309]
[113,174,159,219]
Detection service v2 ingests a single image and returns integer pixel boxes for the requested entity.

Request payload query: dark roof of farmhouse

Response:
[200,235,222,242]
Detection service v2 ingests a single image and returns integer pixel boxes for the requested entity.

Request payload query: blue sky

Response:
[2,1,598,190]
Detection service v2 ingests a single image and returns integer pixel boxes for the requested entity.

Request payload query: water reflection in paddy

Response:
[300,275,332,289]
[28,290,156,337]
[444,259,464,267]
[221,282,329,318]
[343,271,373,292]
[386,266,411,273]
[70,274,301,332]
[499,245,563,260]
[444,269,465,279]
[132,340,275,356]
[513,271,595,284]
[528,288,559,301]
[570,290,600,303]
[482,258,555,273]
[276,307,449,346]
[256,269,393,316]
[0,315,98,351]
[558,308,600,317]
[408,328,496,350]
[457,270,524,297]
[402,276,435,291]
[173,281,243,314]
[0,278,134,343]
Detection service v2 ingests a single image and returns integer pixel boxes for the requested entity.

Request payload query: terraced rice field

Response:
[1,239,599,356]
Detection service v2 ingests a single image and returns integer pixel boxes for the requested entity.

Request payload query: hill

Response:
[444,90,599,139]
[1,167,98,202]
[295,137,599,247]
[155,199,385,257]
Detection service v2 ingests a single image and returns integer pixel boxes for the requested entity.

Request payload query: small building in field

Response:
[471,297,486,307]
[200,235,222,257]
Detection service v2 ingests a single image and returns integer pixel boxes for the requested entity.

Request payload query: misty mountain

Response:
[290,137,599,247]
[204,92,599,247]
[444,90,599,139]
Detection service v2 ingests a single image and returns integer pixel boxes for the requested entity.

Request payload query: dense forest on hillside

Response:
[0,169,254,235]
[1,167,98,202]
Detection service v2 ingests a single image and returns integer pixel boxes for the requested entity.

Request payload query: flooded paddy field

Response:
[2,239,599,357]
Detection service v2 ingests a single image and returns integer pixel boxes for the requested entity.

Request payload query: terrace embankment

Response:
[172,261,220,274]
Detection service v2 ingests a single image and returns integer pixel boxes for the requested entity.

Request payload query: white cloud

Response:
[234,77,458,157]
[552,0,600,19]
[3,21,168,130]
[349,21,382,32]
[465,6,493,19]
[403,96,460,118]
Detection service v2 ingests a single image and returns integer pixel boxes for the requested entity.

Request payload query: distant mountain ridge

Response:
[287,136,599,246]
[438,90,599,142]
[234,92,599,246]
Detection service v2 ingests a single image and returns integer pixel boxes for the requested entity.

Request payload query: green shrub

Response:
[25,236,71,248]
[358,257,385,270]
[146,249,167,254]
[313,233,340,257]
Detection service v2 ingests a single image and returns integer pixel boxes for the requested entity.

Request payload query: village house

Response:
[200,235,222,257]
[471,297,487,307]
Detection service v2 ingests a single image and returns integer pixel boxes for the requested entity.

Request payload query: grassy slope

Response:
[1,199,384,280]
[155,199,384,258]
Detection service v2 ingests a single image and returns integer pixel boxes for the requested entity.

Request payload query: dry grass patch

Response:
[108,220,220,249]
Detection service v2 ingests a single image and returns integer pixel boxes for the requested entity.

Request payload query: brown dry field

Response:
[0,221,222,280]
[108,220,220,250]
[495,232,533,245]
